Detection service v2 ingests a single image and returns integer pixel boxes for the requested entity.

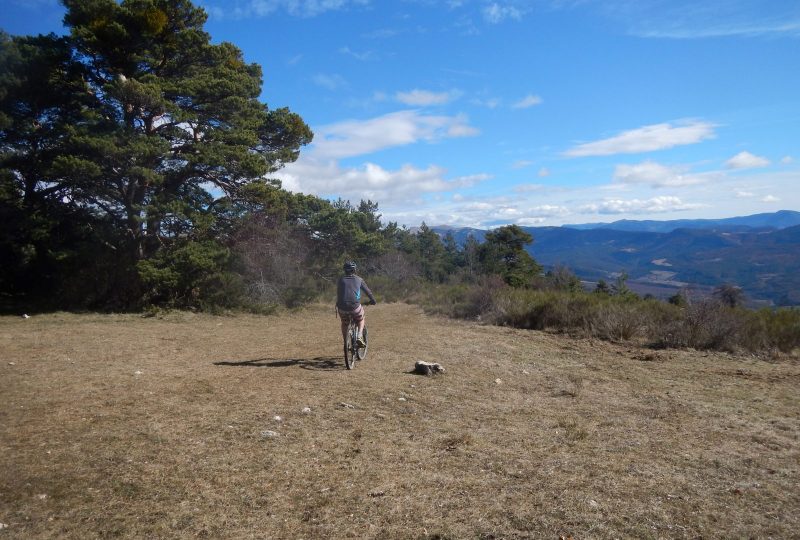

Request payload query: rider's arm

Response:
[361,281,377,305]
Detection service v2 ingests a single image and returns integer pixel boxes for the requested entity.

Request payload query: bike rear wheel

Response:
[357,326,368,360]
[344,322,358,370]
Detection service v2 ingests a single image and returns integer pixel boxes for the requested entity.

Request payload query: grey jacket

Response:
[336,274,376,311]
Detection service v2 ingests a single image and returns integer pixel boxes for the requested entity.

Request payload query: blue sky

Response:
[3,0,800,228]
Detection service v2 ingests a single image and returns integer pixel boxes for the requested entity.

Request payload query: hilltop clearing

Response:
[1,304,798,538]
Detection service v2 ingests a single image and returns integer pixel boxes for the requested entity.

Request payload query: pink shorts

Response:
[339,304,364,326]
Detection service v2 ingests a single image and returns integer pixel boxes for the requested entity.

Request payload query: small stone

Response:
[588,499,599,508]
[0,523,7,529]
[340,402,356,409]
[522,370,530,375]
[495,378,502,385]
[8,362,15,366]
[369,490,385,497]
[22,314,30,319]
[273,415,282,422]
[398,397,407,402]
[134,370,143,376]
[301,407,312,414]
[260,430,279,439]
[37,494,47,500]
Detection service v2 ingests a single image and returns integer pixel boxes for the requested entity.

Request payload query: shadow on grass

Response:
[213,356,342,371]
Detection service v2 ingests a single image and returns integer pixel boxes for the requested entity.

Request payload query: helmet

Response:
[343,261,357,273]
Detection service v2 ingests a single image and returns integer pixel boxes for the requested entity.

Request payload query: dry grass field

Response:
[1,303,799,539]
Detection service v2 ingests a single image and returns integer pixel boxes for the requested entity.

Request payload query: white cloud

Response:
[781,156,794,164]
[513,183,545,193]
[312,73,347,90]
[215,0,371,18]
[395,89,460,106]
[517,217,547,225]
[312,110,479,159]
[725,151,770,170]
[273,109,486,208]
[564,120,716,157]
[762,195,780,203]
[580,196,705,215]
[735,190,755,198]
[512,160,533,169]
[483,3,523,23]
[609,2,800,39]
[613,160,711,187]
[276,159,489,205]
[538,167,551,178]
[512,94,543,109]
[471,97,501,109]
[339,46,375,61]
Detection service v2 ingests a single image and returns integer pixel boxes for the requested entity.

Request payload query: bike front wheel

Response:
[357,326,368,360]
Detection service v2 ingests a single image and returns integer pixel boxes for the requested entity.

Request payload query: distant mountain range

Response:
[563,210,800,233]
[433,210,800,306]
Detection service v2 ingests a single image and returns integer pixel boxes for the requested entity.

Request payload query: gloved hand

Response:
[370,299,377,305]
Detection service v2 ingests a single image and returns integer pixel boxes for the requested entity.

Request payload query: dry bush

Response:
[555,373,584,398]
[654,299,745,351]
[232,216,319,308]
[366,250,422,283]
[590,302,642,341]
[747,308,800,353]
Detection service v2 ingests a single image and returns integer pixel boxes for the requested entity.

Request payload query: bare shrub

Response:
[591,302,642,341]
[743,308,800,353]
[231,215,317,308]
[656,299,745,351]
[463,275,506,319]
[367,250,421,282]
[556,373,585,398]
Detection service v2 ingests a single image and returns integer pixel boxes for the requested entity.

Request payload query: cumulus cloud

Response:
[725,151,770,169]
[483,3,523,23]
[564,120,716,157]
[580,196,705,215]
[395,89,461,106]
[276,159,489,204]
[762,195,780,203]
[613,160,712,187]
[312,110,479,159]
[517,217,547,225]
[272,109,486,208]
[512,94,543,109]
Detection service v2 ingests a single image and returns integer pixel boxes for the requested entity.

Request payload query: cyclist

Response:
[336,261,376,347]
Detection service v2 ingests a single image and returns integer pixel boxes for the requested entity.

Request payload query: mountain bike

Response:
[343,317,368,370]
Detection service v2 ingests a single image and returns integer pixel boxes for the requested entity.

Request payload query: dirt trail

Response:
[1,303,799,538]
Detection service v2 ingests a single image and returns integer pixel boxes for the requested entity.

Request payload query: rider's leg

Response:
[356,317,366,346]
